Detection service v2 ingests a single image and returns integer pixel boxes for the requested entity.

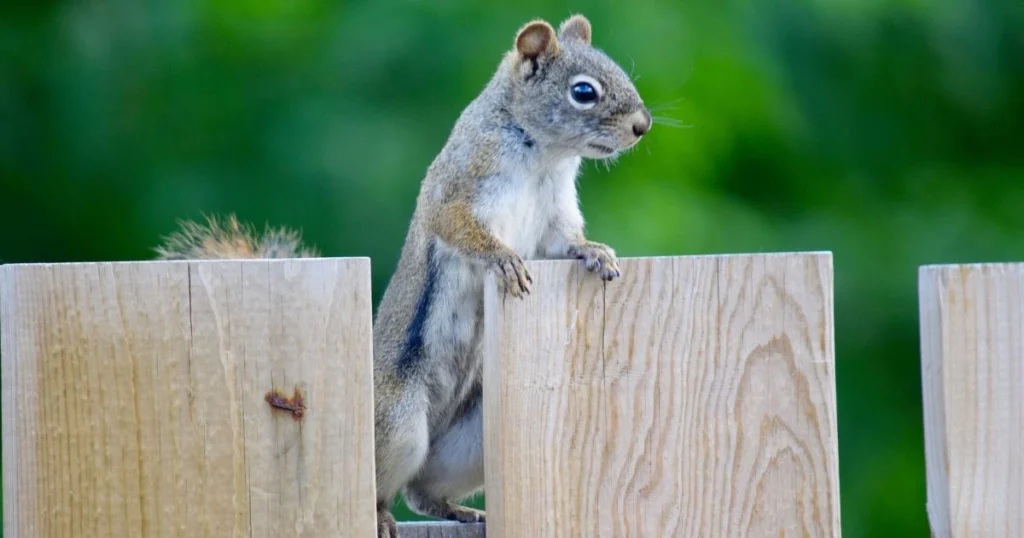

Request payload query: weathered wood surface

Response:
[1,259,376,537]
[919,263,1024,538]
[398,521,486,537]
[482,254,840,538]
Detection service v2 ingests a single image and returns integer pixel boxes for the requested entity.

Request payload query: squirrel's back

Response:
[154,214,319,260]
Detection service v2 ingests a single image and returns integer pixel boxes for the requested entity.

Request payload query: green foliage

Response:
[2,0,1022,536]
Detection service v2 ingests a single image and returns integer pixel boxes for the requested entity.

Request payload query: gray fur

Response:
[372,15,650,536]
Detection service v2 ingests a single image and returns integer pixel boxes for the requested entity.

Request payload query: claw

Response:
[569,241,621,282]
[493,252,532,299]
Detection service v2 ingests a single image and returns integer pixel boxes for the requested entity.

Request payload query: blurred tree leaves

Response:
[2,0,1023,536]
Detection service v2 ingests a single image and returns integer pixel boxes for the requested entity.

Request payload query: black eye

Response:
[570,82,598,104]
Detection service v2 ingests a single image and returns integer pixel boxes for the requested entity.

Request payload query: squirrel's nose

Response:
[631,108,652,137]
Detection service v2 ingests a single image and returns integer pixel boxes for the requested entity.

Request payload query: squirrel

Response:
[155,14,651,538]
[154,214,320,260]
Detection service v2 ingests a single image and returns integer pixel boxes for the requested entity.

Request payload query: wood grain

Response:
[1,259,376,537]
[397,521,486,537]
[919,263,1024,538]
[482,254,839,538]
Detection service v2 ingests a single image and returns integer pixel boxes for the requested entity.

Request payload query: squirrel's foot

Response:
[445,504,486,523]
[376,502,398,538]
[568,241,621,281]
[491,251,533,298]
[404,487,486,523]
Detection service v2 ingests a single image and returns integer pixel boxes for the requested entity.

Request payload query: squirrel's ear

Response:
[515,20,559,59]
[558,14,592,45]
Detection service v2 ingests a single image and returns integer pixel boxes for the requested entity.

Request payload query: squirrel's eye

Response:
[571,82,598,104]
[568,76,602,110]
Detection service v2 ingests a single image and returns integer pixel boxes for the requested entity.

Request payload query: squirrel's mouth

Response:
[586,143,615,154]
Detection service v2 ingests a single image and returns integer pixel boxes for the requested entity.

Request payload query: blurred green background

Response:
[2,0,1023,536]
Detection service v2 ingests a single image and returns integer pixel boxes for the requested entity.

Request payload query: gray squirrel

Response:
[156,13,651,537]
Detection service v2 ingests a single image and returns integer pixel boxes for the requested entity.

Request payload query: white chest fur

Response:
[475,156,582,259]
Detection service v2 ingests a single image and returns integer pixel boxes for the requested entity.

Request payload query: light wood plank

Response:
[482,254,839,538]
[397,521,486,537]
[919,263,1024,537]
[1,259,376,537]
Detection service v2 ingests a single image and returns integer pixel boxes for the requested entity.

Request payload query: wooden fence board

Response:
[1,259,376,537]
[398,521,486,537]
[919,263,1024,537]
[482,254,840,538]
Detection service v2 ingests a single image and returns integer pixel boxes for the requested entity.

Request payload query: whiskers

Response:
[647,95,688,112]
[590,141,642,173]
[651,115,690,129]
[584,154,621,173]
[598,151,622,172]
[647,95,692,130]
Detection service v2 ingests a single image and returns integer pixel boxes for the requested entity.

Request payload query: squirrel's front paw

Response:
[491,252,533,298]
[568,241,621,281]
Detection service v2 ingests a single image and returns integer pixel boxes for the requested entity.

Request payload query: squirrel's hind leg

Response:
[376,501,399,538]
[375,385,431,534]
[402,398,486,523]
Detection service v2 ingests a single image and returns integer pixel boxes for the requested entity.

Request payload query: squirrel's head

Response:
[505,15,651,159]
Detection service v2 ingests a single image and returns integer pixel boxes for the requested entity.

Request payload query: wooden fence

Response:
[919,263,1023,537]
[0,254,1019,537]
[0,259,377,536]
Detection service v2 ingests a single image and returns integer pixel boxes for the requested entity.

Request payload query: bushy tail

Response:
[154,214,320,260]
